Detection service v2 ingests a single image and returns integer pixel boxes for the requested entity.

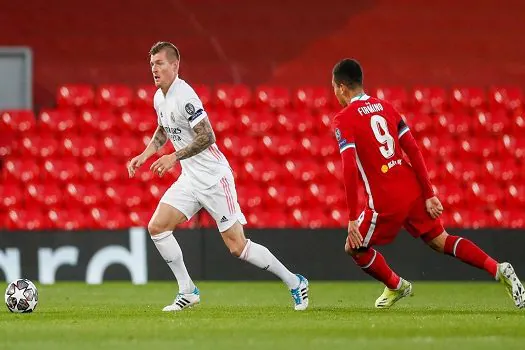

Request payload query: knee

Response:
[427,231,448,253]
[148,220,175,237]
[228,238,247,258]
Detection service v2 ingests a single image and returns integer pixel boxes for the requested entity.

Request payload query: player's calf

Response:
[426,231,498,277]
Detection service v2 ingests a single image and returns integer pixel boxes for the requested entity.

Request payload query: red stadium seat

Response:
[0,110,36,133]
[215,84,252,109]
[506,185,525,208]
[500,135,525,160]
[25,183,62,207]
[57,85,95,109]
[323,159,343,182]
[102,134,142,158]
[134,85,158,109]
[38,109,76,133]
[0,132,15,157]
[493,210,525,229]
[484,159,518,183]
[306,183,346,207]
[299,136,338,158]
[489,87,523,111]
[89,207,129,229]
[61,135,100,159]
[255,86,290,109]
[442,161,480,184]
[266,185,304,208]
[511,112,525,134]
[246,210,291,228]
[243,159,284,184]
[291,208,332,229]
[434,183,464,210]
[128,208,152,227]
[18,135,59,158]
[466,182,504,210]
[65,182,106,207]
[292,86,330,109]
[261,135,297,160]
[120,109,157,134]
[47,209,89,230]
[83,159,123,183]
[373,87,408,111]
[474,110,510,135]
[284,160,320,183]
[236,186,267,210]
[411,86,447,114]
[145,182,171,203]
[3,159,40,182]
[219,135,259,159]
[419,136,455,160]
[96,85,133,108]
[193,85,212,106]
[6,209,48,230]
[408,113,434,137]
[0,183,24,210]
[43,158,81,182]
[450,87,486,112]
[105,184,145,209]
[79,109,117,132]
[210,109,237,136]
[238,109,276,135]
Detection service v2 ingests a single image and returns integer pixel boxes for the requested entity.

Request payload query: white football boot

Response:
[497,262,525,309]
[162,287,200,312]
[290,274,309,311]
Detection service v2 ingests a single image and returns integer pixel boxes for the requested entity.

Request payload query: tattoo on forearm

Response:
[176,118,216,161]
[152,126,168,150]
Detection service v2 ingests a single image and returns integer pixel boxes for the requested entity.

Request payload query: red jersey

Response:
[332,93,434,220]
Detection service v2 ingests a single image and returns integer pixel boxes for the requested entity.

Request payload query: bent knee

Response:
[148,220,176,236]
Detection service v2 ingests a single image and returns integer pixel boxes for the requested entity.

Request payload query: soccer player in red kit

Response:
[331,58,525,309]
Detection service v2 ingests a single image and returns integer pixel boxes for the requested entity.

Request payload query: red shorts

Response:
[357,196,444,247]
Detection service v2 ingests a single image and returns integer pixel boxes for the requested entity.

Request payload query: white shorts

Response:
[160,170,247,232]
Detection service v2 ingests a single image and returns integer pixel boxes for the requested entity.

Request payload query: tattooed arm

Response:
[175,117,216,161]
[128,126,168,178]
[142,126,168,158]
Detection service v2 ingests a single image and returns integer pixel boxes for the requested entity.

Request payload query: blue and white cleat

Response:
[290,274,309,311]
[162,287,200,312]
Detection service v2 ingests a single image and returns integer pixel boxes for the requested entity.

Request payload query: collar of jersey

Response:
[350,93,370,103]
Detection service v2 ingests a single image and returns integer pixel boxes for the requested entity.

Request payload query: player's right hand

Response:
[347,220,363,249]
[425,196,444,219]
[127,153,147,178]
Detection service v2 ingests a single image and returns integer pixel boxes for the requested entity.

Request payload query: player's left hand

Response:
[150,154,177,177]
[425,196,444,219]
[347,220,363,249]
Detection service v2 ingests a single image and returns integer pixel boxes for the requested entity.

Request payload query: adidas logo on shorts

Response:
[220,216,228,223]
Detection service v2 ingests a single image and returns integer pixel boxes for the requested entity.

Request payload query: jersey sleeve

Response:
[180,98,207,128]
[332,113,359,221]
[332,113,355,154]
[390,106,434,199]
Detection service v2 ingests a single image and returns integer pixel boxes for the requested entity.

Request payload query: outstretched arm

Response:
[175,117,216,161]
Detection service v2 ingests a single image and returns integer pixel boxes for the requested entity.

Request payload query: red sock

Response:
[444,235,498,277]
[353,248,401,289]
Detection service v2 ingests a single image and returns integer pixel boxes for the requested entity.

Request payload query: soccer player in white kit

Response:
[127,42,309,311]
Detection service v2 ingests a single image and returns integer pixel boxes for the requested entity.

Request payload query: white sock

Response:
[239,239,299,289]
[151,231,195,294]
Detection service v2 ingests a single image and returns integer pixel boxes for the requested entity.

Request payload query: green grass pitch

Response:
[1,282,524,350]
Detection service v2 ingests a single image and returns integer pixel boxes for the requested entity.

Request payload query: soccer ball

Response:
[4,279,38,313]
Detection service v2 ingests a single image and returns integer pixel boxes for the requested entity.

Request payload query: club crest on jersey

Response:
[185,103,196,115]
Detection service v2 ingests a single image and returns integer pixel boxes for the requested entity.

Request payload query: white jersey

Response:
[153,77,230,189]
